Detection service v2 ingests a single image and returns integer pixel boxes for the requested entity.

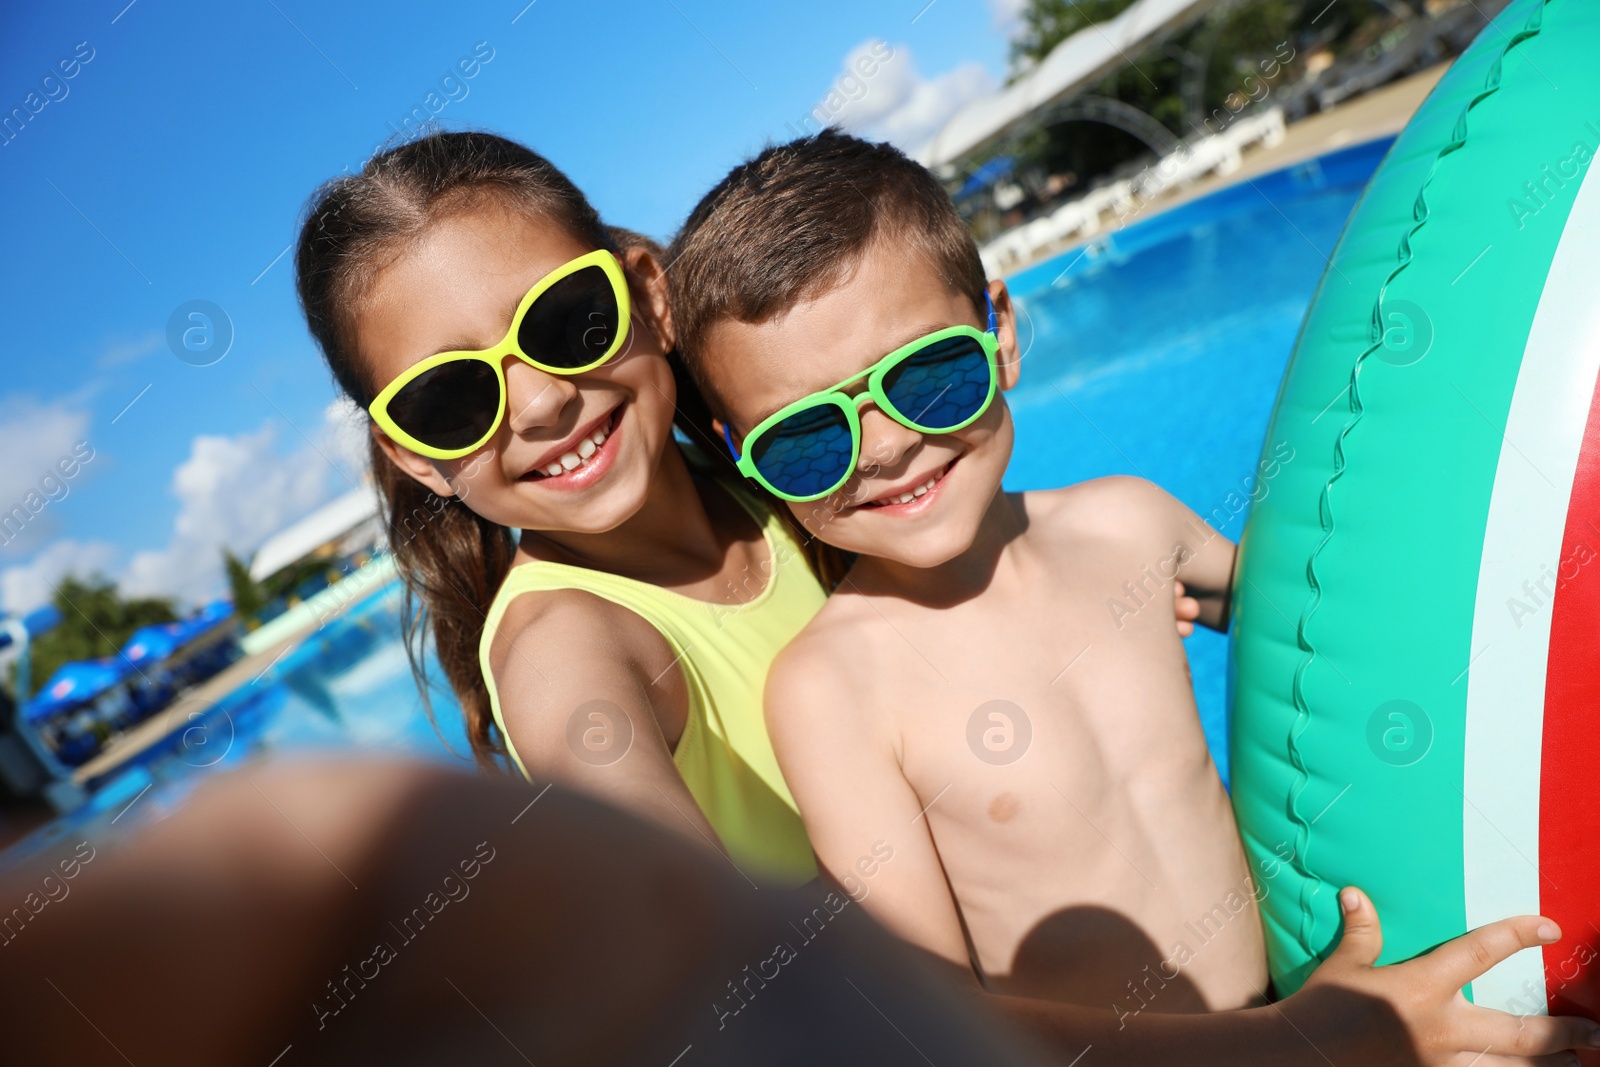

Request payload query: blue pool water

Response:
[2,139,1391,865]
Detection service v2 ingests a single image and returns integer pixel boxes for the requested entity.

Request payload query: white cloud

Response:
[0,399,96,557]
[0,399,92,516]
[0,539,120,615]
[121,403,368,605]
[99,331,164,368]
[323,395,371,474]
[801,40,997,159]
[0,396,370,613]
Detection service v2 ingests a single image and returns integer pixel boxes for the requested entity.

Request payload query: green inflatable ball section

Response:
[1230,0,1600,1018]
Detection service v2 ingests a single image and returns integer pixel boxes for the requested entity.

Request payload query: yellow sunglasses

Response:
[368,248,632,459]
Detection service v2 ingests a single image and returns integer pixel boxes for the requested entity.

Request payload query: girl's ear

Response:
[370,421,458,499]
[988,279,1023,392]
[621,245,675,351]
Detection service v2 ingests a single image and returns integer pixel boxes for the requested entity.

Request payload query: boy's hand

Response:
[1173,579,1201,637]
[1292,886,1600,1065]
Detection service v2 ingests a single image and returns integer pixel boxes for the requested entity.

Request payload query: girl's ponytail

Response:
[369,435,513,766]
[295,131,616,768]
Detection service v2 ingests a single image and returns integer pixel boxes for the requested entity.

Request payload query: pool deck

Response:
[1005,62,1449,274]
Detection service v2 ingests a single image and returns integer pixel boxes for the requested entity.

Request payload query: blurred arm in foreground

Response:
[3,758,1553,1067]
[0,758,1056,1066]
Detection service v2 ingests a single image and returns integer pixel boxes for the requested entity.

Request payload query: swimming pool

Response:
[1,138,1391,865]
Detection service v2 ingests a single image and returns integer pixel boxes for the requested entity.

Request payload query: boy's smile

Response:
[704,239,1021,567]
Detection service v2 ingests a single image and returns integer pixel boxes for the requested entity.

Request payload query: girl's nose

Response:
[503,356,578,434]
[856,405,922,477]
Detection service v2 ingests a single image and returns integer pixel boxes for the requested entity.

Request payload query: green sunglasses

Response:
[724,293,1001,502]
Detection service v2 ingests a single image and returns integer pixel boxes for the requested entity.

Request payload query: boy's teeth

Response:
[545,462,564,477]
[559,452,581,471]
[874,474,940,506]
[578,438,596,459]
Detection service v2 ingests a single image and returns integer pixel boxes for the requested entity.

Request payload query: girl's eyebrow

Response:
[425,291,527,357]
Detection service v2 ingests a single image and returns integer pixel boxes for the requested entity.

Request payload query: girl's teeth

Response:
[535,414,615,478]
[913,484,928,497]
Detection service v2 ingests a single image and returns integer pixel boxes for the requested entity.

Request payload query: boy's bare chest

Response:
[856,573,1201,797]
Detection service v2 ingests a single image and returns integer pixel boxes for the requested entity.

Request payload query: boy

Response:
[666,130,1599,1063]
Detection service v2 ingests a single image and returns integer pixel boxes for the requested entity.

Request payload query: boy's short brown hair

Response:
[666,129,987,408]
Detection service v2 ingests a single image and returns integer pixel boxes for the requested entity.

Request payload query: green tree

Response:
[223,547,267,621]
[12,575,177,700]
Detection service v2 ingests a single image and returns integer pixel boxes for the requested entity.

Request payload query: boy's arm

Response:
[1101,476,1239,632]
[764,641,974,968]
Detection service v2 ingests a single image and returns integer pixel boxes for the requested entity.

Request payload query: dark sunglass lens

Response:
[386,360,501,451]
[749,404,854,498]
[517,265,621,369]
[881,335,992,431]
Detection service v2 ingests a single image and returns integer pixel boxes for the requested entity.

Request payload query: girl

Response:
[294,131,827,885]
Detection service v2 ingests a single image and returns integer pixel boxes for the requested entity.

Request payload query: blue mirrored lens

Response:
[748,403,854,498]
[881,335,992,430]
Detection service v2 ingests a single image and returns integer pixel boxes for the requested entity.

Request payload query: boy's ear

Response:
[620,245,676,351]
[370,421,458,499]
[988,279,1023,392]
[710,417,736,457]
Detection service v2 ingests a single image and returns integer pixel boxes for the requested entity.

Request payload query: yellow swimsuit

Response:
[479,479,821,886]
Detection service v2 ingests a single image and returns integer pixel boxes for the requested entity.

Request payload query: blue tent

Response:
[121,600,235,665]
[23,657,134,724]
[954,155,1016,201]
[121,621,184,666]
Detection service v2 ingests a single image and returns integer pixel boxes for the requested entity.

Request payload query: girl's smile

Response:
[516,401,624,489]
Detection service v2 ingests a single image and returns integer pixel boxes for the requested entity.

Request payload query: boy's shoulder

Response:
[1020,475,1190,550]
[765,591,894,733]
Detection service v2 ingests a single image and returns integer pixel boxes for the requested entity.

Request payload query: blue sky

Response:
[0,0,1018,612]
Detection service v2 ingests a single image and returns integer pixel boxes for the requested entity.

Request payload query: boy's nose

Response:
[503,356,578,433]
[856,405,922,476]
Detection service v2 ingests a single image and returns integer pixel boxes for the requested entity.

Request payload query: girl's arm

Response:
[486,586,722,851]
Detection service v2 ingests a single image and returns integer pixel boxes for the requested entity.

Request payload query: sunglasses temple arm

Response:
[984,289,998,336]
[722,421,743,463]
